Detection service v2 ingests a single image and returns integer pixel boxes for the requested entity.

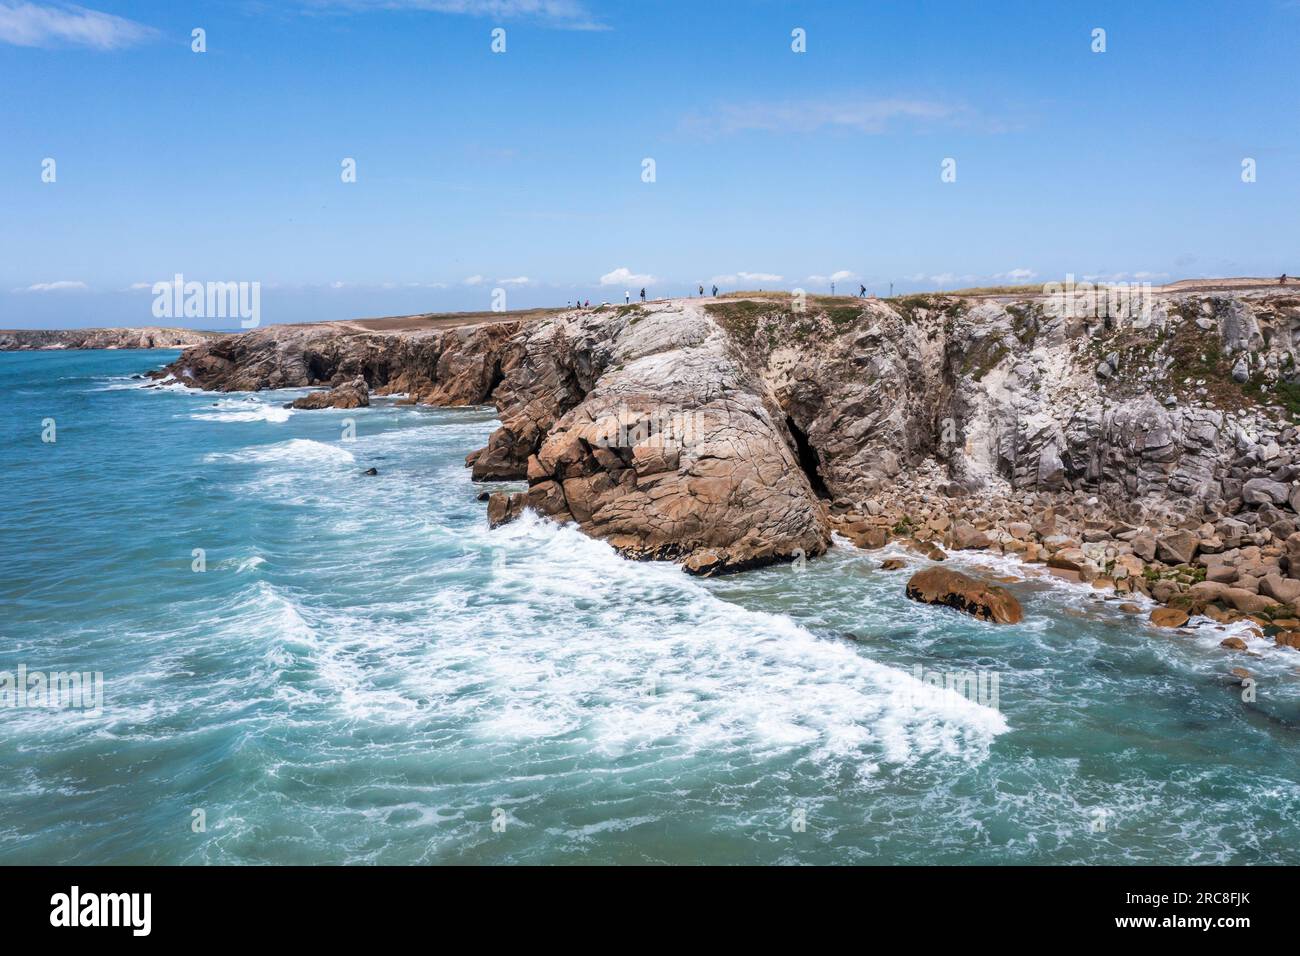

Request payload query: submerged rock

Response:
[904,566,1023,624]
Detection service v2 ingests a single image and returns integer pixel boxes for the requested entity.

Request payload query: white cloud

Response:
[711,271,784,285]
[806,270,857,285]
[463,275,485,285]
[0,2,157,49]
[600,267,657,286]
[306,1,607,31]
[927,273,978,286]
[14,280,89,292]
[496,276,532,286]
[993,268,1037,282]
[686,96,973,137]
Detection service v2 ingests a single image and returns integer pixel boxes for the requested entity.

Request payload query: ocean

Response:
[2,348,1298,864]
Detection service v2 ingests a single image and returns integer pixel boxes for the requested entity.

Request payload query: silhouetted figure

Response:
[639,287,646,301]
[711,284,718,297]
[698,284,704,296]
[1282,274,1289,285]
[859,284,866,297]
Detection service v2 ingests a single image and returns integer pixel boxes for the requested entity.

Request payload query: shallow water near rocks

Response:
[1,349,1298,864]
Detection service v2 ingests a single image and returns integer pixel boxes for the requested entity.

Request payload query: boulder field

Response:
[158,289,1300,655]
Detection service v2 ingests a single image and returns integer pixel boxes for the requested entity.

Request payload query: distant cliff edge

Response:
[0,327,227,351]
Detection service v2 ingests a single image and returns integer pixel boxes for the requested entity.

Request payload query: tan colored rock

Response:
[1129,532,1157,562]
[486,491,526,528]
[1149,607,1190,627]
[1285,531,1300,579]
[847,527,889,550]
[1047,548,1088,572]
[1220,636,1248,651]
[1156,530,1198,565]
[1260,573,1300,604]
[880,558,907,571]
[949,522,992,550]
[904,567,1023,624]
[1223,588,1279,615]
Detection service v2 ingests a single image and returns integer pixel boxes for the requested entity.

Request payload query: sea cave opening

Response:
[785,415,831,500]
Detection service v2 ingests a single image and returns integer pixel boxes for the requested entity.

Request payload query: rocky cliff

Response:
[0,327,225,351]
[157,289,1300,643]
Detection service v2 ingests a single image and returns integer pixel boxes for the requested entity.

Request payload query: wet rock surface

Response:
[905,566,1024,624]
[290,377,370,409]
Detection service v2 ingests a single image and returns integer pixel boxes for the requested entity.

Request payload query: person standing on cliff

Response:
[625,291,630,304]
[711,284,718,297]
[698,284,704,297]
[640,288,646,302]
[859,283,866,297]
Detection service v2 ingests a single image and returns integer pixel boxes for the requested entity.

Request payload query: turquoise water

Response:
[2,349,1299,865]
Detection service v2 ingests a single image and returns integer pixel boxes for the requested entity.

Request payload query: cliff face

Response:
[159,290,1300,588]
[713,291,1300,515]
[161,305,832,574]
[159,320,520,405]
[0,327,225,351]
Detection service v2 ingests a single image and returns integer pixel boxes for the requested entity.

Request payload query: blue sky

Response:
[2,0,1298,328]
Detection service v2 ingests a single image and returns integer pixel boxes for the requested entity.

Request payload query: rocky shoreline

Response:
[154,288,1300,659]
[0,327,225,351]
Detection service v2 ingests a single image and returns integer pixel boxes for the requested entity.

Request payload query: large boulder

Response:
[1285,531,1300,578]
[486,491,526,529]
[1149,607,1190,628]
[291,377,370,410]
[1242,477,1290,507]
[948,522,992,550]
[1156,530,1198,565]
[1260,573,1300,604]
[904,567,1023,624]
